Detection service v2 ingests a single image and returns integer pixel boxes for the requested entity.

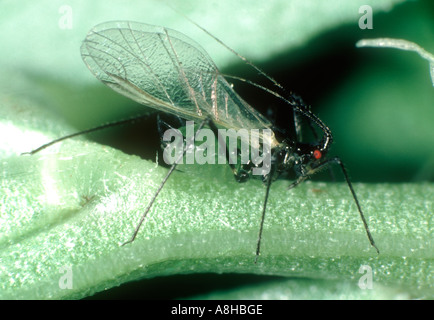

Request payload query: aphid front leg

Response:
[292,156,380,254]
[287,175,310,190]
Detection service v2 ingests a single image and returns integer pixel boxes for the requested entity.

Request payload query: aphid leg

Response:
[22,114,151,155]
[255,164,276,264]
[208,119,270,262]
[157,113,185,132]
[290,157,379,254]
[327,157,379,254]
[287,175,310,190]
[122,115,212,246]
[157,114,182,150]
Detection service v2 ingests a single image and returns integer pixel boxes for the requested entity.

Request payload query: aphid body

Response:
[31,21,379,260]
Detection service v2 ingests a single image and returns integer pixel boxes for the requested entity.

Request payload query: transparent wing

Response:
[80,21,273,132]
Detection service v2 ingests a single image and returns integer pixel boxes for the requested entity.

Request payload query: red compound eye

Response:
[313,149,322,160]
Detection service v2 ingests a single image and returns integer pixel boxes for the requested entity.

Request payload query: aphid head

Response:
[275,140,328,178]
[295,142,327,165]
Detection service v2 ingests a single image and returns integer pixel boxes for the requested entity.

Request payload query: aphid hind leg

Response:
[122,115,212,246]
